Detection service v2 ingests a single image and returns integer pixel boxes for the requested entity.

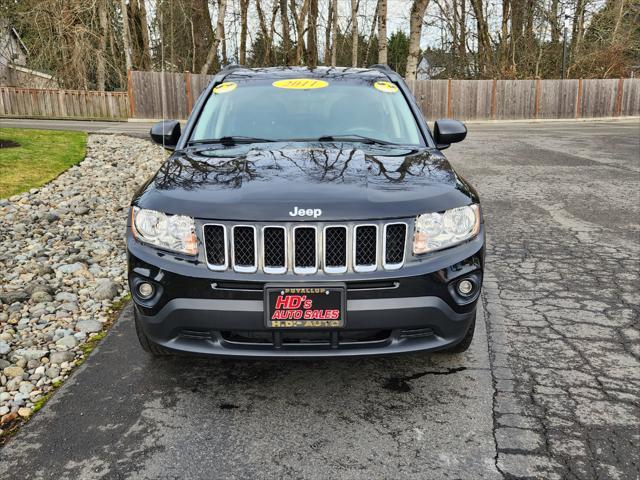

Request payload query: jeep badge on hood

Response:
[289,206,322,218]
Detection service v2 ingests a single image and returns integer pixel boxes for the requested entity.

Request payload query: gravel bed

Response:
[0,134,165,426]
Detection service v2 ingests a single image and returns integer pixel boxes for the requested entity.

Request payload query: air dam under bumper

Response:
[135,296,476,358]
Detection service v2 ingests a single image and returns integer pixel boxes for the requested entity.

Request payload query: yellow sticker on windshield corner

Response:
[272,78,329,90]
[213,82,237,94]
[374,81,398,93]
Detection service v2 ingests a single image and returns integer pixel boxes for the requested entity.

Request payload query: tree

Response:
[569,0,587,73]
[97,0,108,91]
[405,0,430,79]
[121,0,133,72]
[5,0,638,90]
[470,0,493,77]
[323,0,333,65]
[129,0,151,70]
[307,0,318,68]
[388,30,409,76]
[331,0,338,66]
[498,0,511,75]
[377,0,388,64]
[351,0,358,67]
[201,0,227,73]
[154,0,214,73]
[291,0,310,64]
[364,2,378,66]
[280,0,291,64]
[239,0,249,64]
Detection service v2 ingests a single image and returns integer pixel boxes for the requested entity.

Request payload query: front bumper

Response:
[127,228,484,358]
[134,295,476,357]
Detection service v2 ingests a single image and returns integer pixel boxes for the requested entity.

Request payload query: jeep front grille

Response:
[203,221,408,274]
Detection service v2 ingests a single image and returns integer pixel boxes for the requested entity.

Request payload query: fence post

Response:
[447,78,452,117]
[57,89,65,117]
[614,77,624,116]
[185,71,193,114]
[127,70,135,118]
[491,79,497,120]
[576,79,583,118]
[534,78,541,119]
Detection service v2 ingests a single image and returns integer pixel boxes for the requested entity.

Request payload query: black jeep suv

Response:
[127,65,484,357]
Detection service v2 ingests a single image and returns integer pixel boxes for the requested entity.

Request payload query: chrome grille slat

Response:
[203,221,407,274]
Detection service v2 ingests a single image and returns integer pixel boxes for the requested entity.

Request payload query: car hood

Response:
[133,143,479,221]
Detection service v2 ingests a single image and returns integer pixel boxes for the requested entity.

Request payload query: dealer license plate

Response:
[264,284,346,329]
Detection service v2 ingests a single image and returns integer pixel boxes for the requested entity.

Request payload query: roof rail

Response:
[218,63,247,73]
[369,63,403,82]
[369,64,394,73]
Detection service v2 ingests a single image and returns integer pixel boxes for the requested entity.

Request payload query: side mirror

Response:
[150,120,181,150]
[433,119,467,150]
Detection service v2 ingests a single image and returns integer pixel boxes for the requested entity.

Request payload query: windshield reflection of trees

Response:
[153,146,456,191]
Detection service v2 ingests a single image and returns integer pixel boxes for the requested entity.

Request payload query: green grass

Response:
[0,128,87,199]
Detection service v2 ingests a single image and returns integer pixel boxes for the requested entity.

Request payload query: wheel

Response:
[443,313,476,353]
[134,308,171,356]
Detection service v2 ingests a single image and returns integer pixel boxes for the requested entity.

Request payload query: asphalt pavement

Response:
[0,119,639,479]
[1,118,155,138]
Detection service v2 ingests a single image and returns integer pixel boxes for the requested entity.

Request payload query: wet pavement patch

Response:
[383,367,468,393]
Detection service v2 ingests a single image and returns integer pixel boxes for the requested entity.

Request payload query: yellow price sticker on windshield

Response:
[213,82,237,94]
[374,81,399,93]
[272,79,329,90]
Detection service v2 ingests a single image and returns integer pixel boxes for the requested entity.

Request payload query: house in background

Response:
[416,55,446,80]
[0,23,58,88]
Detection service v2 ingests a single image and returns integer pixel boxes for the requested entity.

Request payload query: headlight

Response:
[413,204,480,254]
[131,207,198,255]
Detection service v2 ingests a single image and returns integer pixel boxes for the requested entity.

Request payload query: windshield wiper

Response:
[316,134,398,146]
[188,136,276,147]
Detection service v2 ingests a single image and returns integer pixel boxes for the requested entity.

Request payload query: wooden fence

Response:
[1,73,638,122]
[405,78,640,120]
[127,70,212,120]
[127,70,639,121]
[0,87,129,120]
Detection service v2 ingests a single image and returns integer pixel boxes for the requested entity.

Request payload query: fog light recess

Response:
[138,282,155,299]
[457,279,475,296]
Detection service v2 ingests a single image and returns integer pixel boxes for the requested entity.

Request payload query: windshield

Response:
[191,78,423,146]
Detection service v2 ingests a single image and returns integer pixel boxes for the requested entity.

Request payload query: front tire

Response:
[443,313,476,353]
[134,308,171,356]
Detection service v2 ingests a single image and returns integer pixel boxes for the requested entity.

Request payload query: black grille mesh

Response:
[263,227,285,267]
[325,227,347,267]
[205,222,405,273]
[294,228,316,268]
[203,225,225,265]
[355,226,377,266]
[233,226,255,266]
[385,224,406,264]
